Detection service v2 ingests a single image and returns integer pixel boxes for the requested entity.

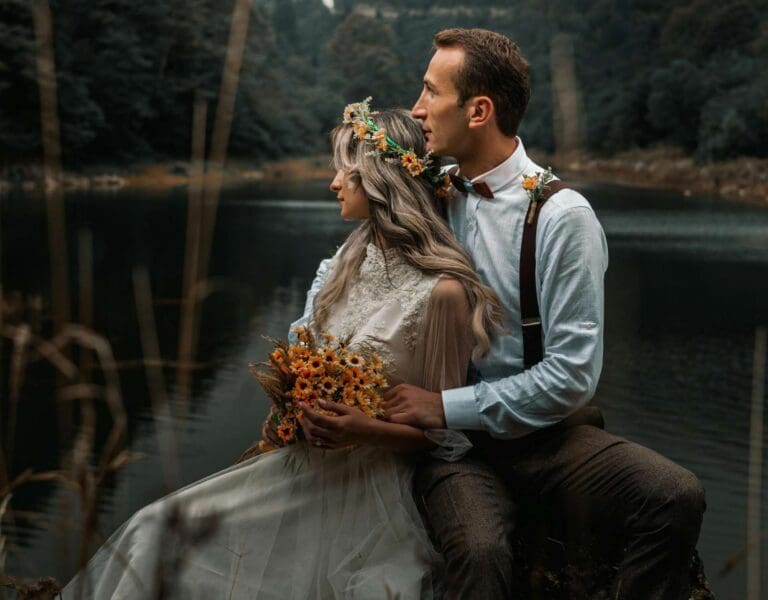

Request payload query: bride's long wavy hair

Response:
[312,109,504,359]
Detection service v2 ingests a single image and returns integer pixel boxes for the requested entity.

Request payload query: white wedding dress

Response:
[64,244,474,599]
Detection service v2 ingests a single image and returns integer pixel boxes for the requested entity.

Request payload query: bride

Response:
[64,102,502,599]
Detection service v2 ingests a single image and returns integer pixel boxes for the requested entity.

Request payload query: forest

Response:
[1,0,767,169]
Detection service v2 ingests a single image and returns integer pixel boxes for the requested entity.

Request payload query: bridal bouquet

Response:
[250,326,388,452]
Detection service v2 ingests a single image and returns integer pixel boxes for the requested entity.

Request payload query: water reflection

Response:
[3,183,768,598]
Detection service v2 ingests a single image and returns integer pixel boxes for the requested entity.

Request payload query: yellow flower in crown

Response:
[401,151,425,176]
[372,128,388,152]
[522,174,539,191]
[353,121,368,140]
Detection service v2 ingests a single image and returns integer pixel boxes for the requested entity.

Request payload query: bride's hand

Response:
[299,400,373,449]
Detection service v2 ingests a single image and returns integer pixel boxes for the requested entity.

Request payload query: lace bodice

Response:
[319,244,439,385]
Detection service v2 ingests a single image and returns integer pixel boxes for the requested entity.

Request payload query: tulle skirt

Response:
[63,444,443,599]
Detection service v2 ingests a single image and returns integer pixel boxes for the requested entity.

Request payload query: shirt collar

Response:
[459,137,529,196]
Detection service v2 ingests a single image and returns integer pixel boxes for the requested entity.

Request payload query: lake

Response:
[2,179,768,598]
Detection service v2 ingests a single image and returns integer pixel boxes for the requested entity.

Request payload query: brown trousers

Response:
[414,419,705,599]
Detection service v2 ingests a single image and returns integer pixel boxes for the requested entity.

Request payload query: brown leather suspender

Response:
[520,180,569,369]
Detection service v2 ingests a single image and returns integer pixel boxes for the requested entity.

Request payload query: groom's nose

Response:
[411,95,427,120]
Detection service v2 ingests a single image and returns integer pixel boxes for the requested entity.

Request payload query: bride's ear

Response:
[467,96,494,130]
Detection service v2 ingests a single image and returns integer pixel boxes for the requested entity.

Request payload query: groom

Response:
[285,28,705,599]
[379,28,705,599]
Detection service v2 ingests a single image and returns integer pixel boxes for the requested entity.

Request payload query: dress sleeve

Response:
[416,277,475,461]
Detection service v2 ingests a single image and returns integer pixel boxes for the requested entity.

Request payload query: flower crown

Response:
[342,97,451,198]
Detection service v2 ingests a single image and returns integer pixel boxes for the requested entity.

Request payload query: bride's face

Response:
[329,169,370,221]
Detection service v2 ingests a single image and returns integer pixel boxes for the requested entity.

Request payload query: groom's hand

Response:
[384,384,446,429]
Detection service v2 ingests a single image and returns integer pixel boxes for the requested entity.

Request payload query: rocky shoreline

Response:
[2,149,766,207]
[538,147,768,207]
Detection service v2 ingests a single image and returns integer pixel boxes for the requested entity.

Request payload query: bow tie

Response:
[447,167,494,199]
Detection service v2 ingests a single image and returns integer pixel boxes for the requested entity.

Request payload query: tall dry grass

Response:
[1,0,252,597]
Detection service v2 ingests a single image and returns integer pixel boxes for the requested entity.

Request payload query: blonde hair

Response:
[313,109,503,359]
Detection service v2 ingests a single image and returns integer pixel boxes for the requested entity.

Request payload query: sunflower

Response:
[277,420,296,443]
[292,377,312,400]
[347,354,365,368]
[341,387,357,406]
[307,355,325,376]
[322,348,338,366]
[270,348,286,364]
[289,358,308,375]
[319,376,338,396]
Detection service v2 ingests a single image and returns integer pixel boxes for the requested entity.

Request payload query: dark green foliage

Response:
[0,0,766,168]
[326,13,402,108]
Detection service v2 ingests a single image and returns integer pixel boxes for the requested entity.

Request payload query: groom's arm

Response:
[388,201,608,439]
[442,202,608,438]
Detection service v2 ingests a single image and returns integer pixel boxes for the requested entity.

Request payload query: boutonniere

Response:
[522,167,555,225]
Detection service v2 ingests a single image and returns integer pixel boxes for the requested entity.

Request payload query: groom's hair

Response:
[433,28,530,138]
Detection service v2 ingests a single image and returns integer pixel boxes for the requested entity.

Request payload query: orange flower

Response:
[522,174,539,191]
[341,387,357,405]
[307,355,325,375]
[270,348,286,364]
[373,128,388,152]
[401,151,425,176]
[353,122,368,140]
[347,354,365,368]
[369,353,383,371]
[277,420,296,443]
[289,358,308,375]
[288,345,309,362]
[319,376,338,396]
[292,377,312,399]
[322,348,337,366]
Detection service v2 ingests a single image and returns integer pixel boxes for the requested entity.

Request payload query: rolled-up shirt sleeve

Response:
[443,205,609,438]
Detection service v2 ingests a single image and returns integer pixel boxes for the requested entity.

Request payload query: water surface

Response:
[3,180,768,598]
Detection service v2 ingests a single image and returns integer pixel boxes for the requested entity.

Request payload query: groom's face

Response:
[411,47,470,158]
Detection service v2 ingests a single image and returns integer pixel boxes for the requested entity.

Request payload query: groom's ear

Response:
[467,96,495,130]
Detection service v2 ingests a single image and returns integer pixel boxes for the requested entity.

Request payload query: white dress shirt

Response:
[291,138,609,439]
